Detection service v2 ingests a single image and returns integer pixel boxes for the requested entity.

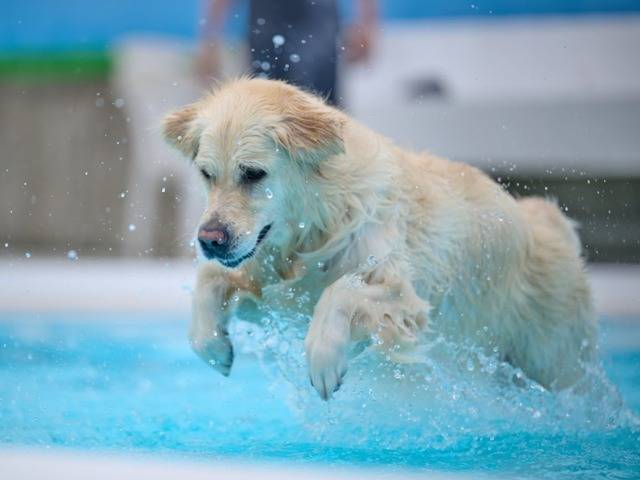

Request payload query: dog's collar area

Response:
[218,223,272,268]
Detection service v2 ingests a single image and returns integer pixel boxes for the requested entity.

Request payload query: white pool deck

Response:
[0,448,475,480]
[0,258,638,317]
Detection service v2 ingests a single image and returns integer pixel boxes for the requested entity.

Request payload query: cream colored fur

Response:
[163,78,596,400]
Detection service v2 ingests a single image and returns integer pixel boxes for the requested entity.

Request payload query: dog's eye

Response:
[200,169,213,181]
[240,167,267,185]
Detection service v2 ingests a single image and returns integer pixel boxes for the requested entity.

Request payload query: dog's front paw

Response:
[305,320,350,401]
[190,331,234,376]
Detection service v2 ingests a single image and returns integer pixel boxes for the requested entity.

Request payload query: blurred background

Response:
[1,0,639,264]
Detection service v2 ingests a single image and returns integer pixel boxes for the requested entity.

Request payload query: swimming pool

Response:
[0,311,638,479]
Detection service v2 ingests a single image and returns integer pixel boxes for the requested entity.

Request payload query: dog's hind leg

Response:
[305,270,430,400]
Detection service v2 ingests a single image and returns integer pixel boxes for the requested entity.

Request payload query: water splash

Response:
[229,306,639,453]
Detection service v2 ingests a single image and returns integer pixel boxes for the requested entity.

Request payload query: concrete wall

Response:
[0,80,131,257]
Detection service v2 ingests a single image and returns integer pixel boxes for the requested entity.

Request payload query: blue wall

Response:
[379,0,640,18]
[2,0,640,52]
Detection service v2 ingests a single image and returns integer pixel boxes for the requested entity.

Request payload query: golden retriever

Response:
[163,78,596,400]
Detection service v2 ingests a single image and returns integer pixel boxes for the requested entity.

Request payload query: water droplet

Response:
[24,252,31,259]
[114,98,125,108]
[485,358,497,374]
[272,34,285,48]
[265,188,273,199]
[161,187,166,193]
[67,250,78,260]
[3,243,8,248]
[256,17,266,26]
[128,224,136,232]
[298,221,305,229]
[119,192,126,198]
[348,274,365,288]
[261,61,271,71]
[289,53,301,63]
[466,358,475,371]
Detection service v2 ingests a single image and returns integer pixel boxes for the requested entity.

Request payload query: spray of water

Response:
[229,305,639,452]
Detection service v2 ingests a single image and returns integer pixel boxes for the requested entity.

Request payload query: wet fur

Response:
[164,78,596,399]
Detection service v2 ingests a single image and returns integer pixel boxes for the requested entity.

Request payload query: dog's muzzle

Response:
[198,223,272,268]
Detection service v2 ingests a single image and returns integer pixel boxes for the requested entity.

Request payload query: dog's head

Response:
[163,78,345,268]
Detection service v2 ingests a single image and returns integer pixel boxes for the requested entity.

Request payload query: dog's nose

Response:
[197,222,231,258]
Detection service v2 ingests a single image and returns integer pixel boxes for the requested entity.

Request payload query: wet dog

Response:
[163,78,596,399]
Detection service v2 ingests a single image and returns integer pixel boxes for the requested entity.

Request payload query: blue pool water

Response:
[0,312,638,479]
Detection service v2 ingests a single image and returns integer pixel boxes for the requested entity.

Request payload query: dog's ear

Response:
[163,103,200,158]
[271,90,345,163]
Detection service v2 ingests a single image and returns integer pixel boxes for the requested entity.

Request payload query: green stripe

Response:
[0,52,111,81]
